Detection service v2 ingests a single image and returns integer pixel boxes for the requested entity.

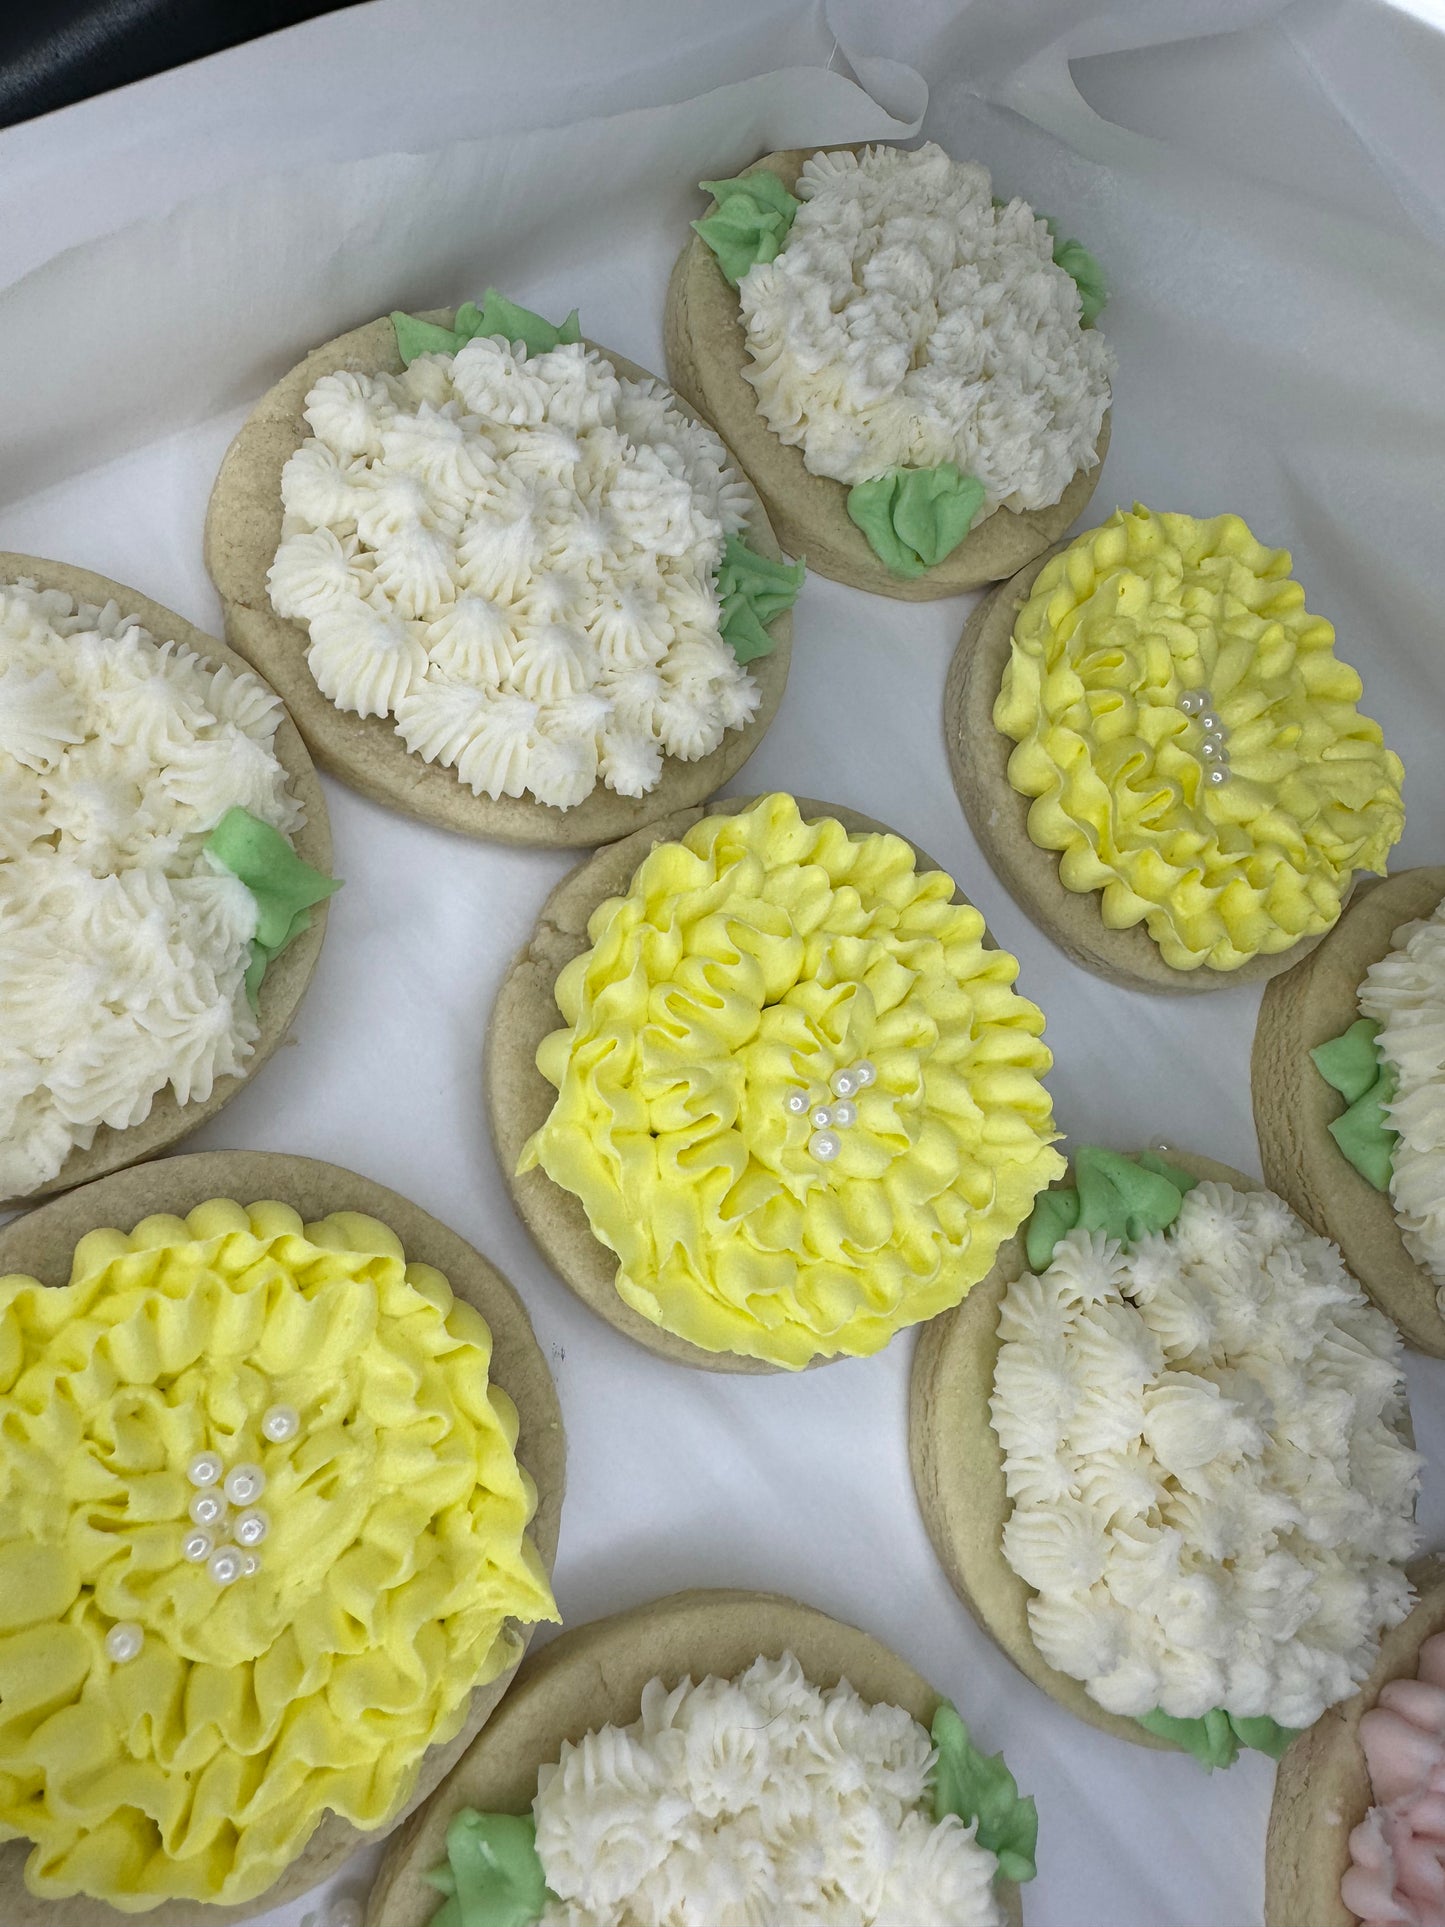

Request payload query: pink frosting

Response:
[1343,1634,1445,1925]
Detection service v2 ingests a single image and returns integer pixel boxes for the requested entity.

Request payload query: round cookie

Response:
[0,554,332,1209]
[909,1150,1263,1749]
[1253,868,1445,1356]
[489,795,987,1375]
[365,1587,1025,1927]
[205,315,791,847]
[945,546,1347,993]
[1265,1556,1445,1927]
[664,147,1109,599]
[0,1150,565,1927]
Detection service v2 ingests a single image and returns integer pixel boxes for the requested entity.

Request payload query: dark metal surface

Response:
[0,0,362,128]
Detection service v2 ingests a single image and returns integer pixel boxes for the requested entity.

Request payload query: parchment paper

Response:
[1,5,1442,1924]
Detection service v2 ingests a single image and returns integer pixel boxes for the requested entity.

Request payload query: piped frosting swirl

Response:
[994,506,1404,970]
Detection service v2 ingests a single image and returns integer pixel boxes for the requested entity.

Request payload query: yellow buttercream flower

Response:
[994,505,1404,970]
[520,794,1064,1368]
[0,1201,557,1912]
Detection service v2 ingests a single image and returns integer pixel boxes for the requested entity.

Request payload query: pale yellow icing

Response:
[0,1201,557,1911]
[993,506,1404,970]
[520,793,1064,1368]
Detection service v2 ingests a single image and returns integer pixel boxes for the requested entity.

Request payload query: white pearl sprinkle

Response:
[809,1130,841,1162]
[783,1090,809,1117]
[182,1528,214,1564]
[329,1899,364,1927]
[105,1622,143,1664]
[241,1551,261,1578]
[831,1100,857,1129]
[811,1105,833,1130]
[224,1463,266,1507]
[1207,766,1231,787]
[188,1490,227,1529]
[1200,739,1227,762]
[853,1061,876,1087]
[261,1404,300,1444]
[187,1452,223,1489]
[1198,710,1223,735]
[234,1509,269,1549]
[830,1068,858,1098]
[209,1545,244,1587]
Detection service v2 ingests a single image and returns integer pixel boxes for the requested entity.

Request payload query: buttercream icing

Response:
[426,1656,1021,1927]
[1313,1018,1400,1193]
[0,1200,557,1911]
[520,793,1064,1368]
[733,144,1113,513]
[1343,1631,1445,1927]
[993,1173,1420,1736]
[994,506,1405,970]
[692,171,799,287]
[270,315,793,811]
[0,580,320,1196]
[1359,899,1445,1294]
[845,465,987,579]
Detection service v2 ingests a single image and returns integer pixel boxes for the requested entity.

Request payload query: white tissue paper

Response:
[0,3,1442,1923]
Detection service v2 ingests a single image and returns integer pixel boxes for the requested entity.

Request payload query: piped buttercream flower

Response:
[994,506,1404,970]
[0,581,328,1198]
[992,1167,1420,1741]
[520,794,1063,1368]
[271,314,798,811]
[0,1201,557,1911]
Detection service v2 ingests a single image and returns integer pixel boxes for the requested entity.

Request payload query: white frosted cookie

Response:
[666,145,1112,597]
[207,309,794,846]
[911,1149,1420,1762]
[0,554,332,1204]
[366,1590,1029,1927]
[1254,868,1445,1355]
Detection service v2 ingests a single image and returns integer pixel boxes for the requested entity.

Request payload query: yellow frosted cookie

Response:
[514,792,1064,1370]
[0,1195,558,1914]
[983,506,1403,980]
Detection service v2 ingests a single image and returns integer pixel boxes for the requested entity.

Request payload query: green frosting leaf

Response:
[391,290,581,366]
[1042,216,1108,326]
[1137,1706,1299,1770]
[714,533,804,664]
[204,807,340,1010]
[693,171,799,286]
[845,465,985,577]
[1311,1016,1399,1192]
[1230,1714,1302,1761]
[425,1810,549,1927]
[931,1701,1038,1885]
[1025,1146,1196,1271]
[1313,1016,1387,1105]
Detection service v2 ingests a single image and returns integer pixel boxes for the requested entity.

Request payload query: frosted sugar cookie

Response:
[1254,868,1445,1354]
[491,792,1064,1372]
[206,294,798,846]
[666,144,1112,596]
[0,555,335,1205]
[947,509,1404,991]
[0,1150,563,1925]
[1266,1558,1445,1927]
[911,1146,1420,1763]
[366,1589,1030,1927]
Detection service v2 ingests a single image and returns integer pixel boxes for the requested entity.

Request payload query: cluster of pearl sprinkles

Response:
[783,1060,877,1161]
[1178,686,1231,786]
[106,1403,301,1662]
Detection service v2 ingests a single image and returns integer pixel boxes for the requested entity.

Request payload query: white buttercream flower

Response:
[992,1183,1421,1731]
